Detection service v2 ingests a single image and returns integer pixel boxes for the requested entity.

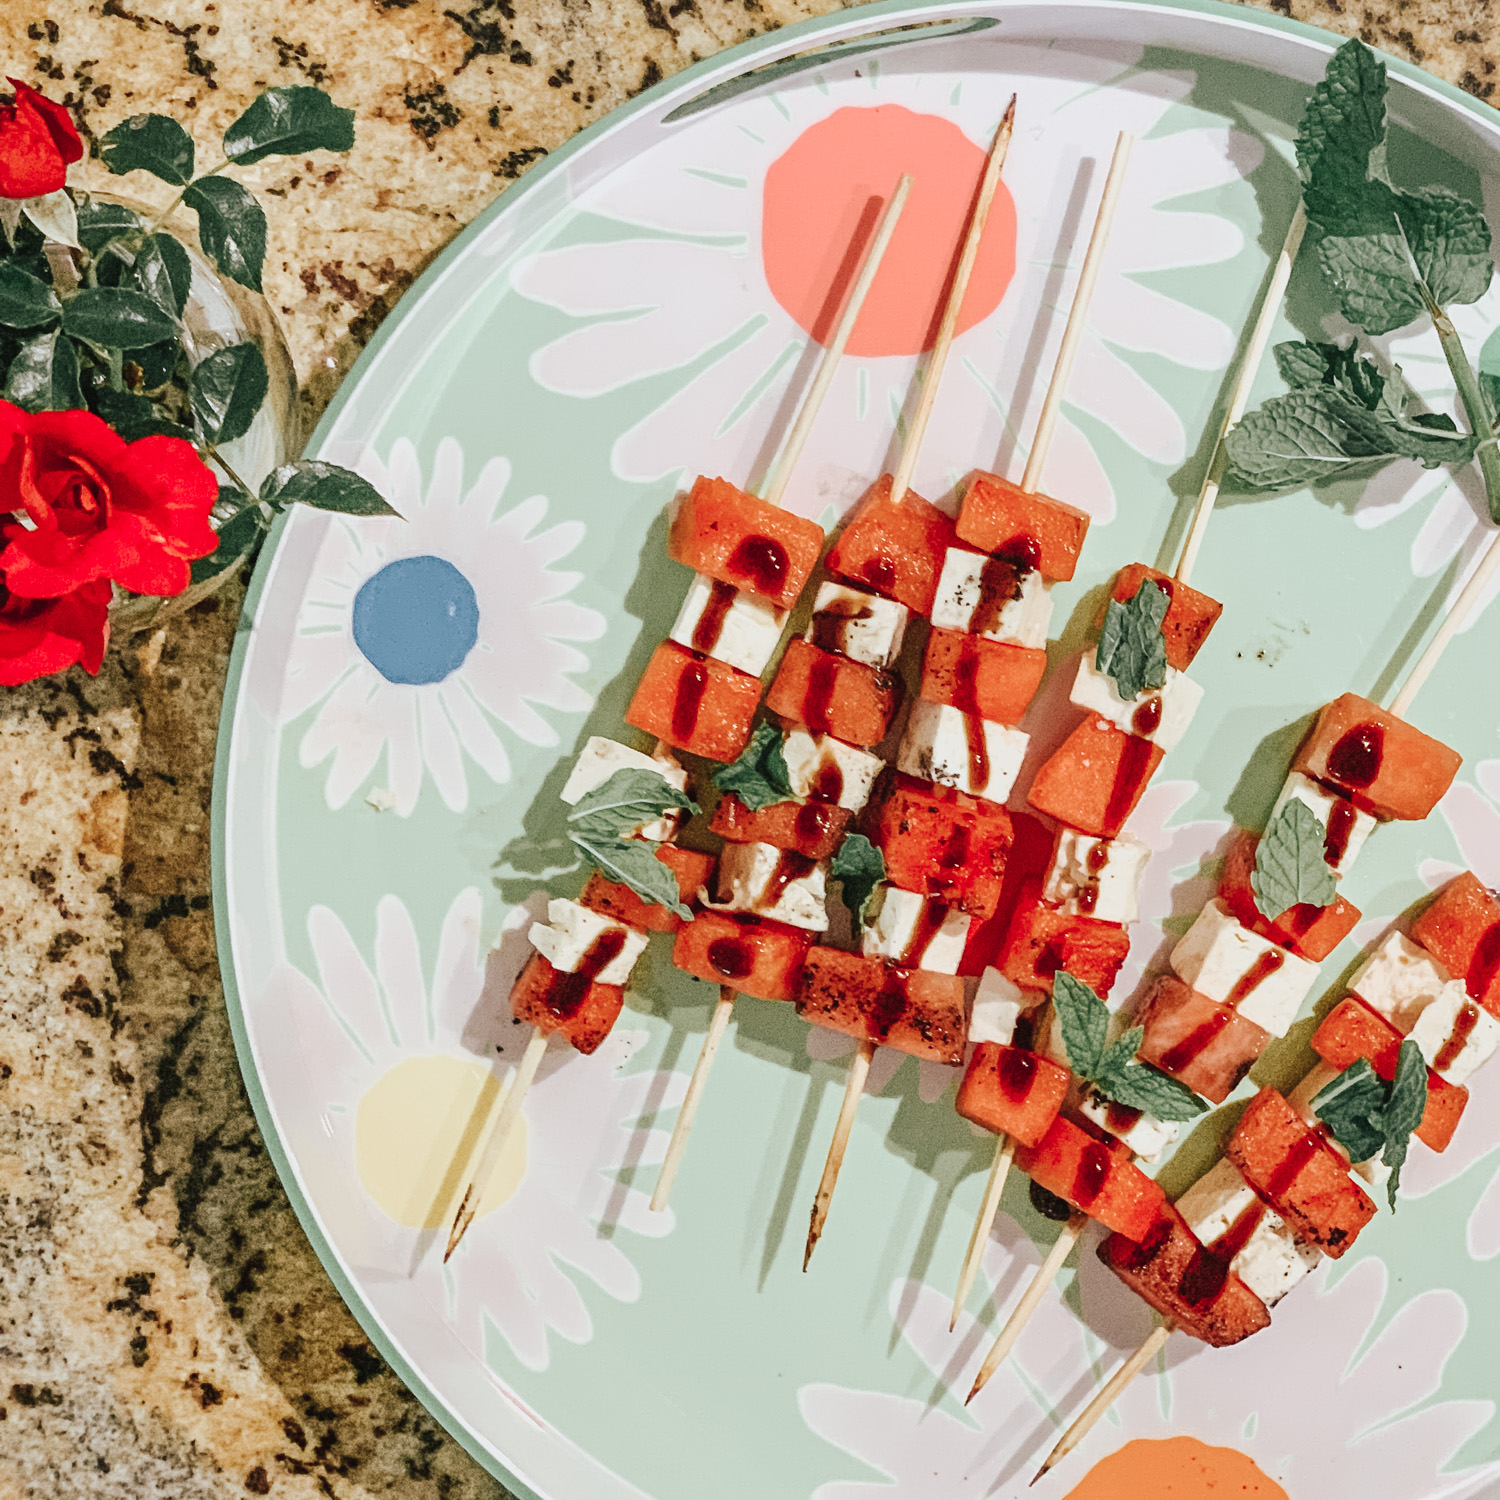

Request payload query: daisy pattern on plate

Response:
[280,435,605,816]
[511,44,1258,526]
[798,1231,1500,1497]
[258,887,685,1373]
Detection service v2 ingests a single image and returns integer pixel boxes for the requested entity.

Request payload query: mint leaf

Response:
[1275,340,1338,391]
[713,722,792,812]
[1051,970,1108,1078]
[1315,210,1426,335]
[1251,797,1339,920]
[831,833,884,932]
[571,836,692,920]
[1313,1058,1389,1164]
[1092,1049,1208,1123]
[1298,38,1390,208]
[568,767,699,845]
[1095,581,1168,702]
[1399,187,1493,309]
[1382,1039,1428,1209]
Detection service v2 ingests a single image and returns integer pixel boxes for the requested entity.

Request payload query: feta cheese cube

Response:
[1170,899,1318,1036]
[1350,930,1455,1032]
[1076,1085,1180,1161]
[669,572,786,676]
[1035,1001,1072,1068]
[1042,829,1151,924]
[1270,773,1376,878]
[1406,982,1500,1085]
[1177,1158,1321,1306]
[862,885,971,973]
[714,840,827,931]
[930,548,1053,648]
[561,737,688,842]
[808,581,908,668]
[968,968,1037,1045]
[1068,649,1204,751]
[527,899,648,985]
[896,698,1029,804]
[782,729,884,811]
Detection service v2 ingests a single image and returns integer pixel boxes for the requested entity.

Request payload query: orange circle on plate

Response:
[761,104,1017,357]
[1065,1436,1288,1499]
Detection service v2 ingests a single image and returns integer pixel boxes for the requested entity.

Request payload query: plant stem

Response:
[206,443,255,500]
[1428,296,1500,522]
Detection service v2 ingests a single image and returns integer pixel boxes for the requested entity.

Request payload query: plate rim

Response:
[209,3,1500,1493]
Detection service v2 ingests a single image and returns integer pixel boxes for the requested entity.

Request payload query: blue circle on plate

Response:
[352,555,480,685]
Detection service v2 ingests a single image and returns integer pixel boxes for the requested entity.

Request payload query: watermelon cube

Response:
[870,776,1013,919]
[1026,714,1165,838]
[921,628,1048,725]
[998,881,1131,996]
[510,951,624,1055]
[1310,996,1468,1152]
[1135,974,1270,1104]
[1411,871,1500,1015]
[710,793,851,860]
[956,811,1056,976]
[1225,1087,1376,1256]
[954,470,1090,580]
[1293,693,1462,822]
[1219,831,1362,961]
[626,641,760,762]
[580,845,715,934]
[795,947,966,1063]
[766,638,899,747]
[1014,1116,1167,1241]
[1105,564,1223,671]
[672,909,813,1002]
[954,1041,1069,1146]
[825,473,957,615]
[668,474,824,609]
[1098,1203,1271,1348]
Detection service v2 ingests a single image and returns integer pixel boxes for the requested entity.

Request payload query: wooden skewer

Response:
[889,95,1017,505]
[1387,527,1500,716]
[804,1038,874,1269]
[1175,202,1308,588]
[647,181,913,1215]
[1030,1319,1174,1484]
[1019,131,1134,496]
[966,1212,1085,1398]
[950,1134,1015,1329]
[445,1026,550,1261]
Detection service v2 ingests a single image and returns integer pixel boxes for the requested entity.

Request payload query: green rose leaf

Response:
[1251,797,1339,920]
[73,199,142,254]
[190,340,269,446]
[133,232,193,319]
[5,330,83,412]
[62,286,178,350]
[89,386,158,440]
[224,86,356,166]
[191,487,266,585]
[1050,970,1108,1079]
[260,460,401,517]
[0,263,61,331]
[99,113,196,186]
[1095,578,1169,701]
[713,721,793,812]
[830,832,885,933]
[183,176,267,293]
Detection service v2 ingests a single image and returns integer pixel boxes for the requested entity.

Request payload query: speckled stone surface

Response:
[0,1,1494,1496]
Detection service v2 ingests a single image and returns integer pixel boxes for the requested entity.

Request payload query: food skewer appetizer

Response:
[797,124,1134,1270]
[954,199,1309,1359]
[444,176,914,1258]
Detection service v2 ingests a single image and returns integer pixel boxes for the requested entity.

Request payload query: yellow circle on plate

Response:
[355,1055,528,1229]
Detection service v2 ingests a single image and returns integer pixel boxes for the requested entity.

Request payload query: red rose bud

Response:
[0,402,218,600]
[0,567,110,684]
[0,79,84,199]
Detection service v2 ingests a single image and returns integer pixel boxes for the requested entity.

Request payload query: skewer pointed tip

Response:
[1002,92,1017,124]
[1028,1460,1050,1488]
[802,1222,819,1272]
[963,1377,981,1407]
[443,1189,473,1264]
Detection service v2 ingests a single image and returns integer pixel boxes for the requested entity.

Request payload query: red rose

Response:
[0,401,219,599]
[0,79,84,199]
[0,566,109,685]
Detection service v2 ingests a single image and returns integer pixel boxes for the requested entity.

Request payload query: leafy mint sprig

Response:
[1051,971,1206,1122]
[1252,797,1338,920]
[831,832,885,933]
[1225,39,1500,520]
[713,722,793,811]
[1313,1041,1427,1209]
[1095,580,1168,702]
[566,768,700,919]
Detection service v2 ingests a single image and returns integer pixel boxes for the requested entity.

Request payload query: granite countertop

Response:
[0,1,1494,1496]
